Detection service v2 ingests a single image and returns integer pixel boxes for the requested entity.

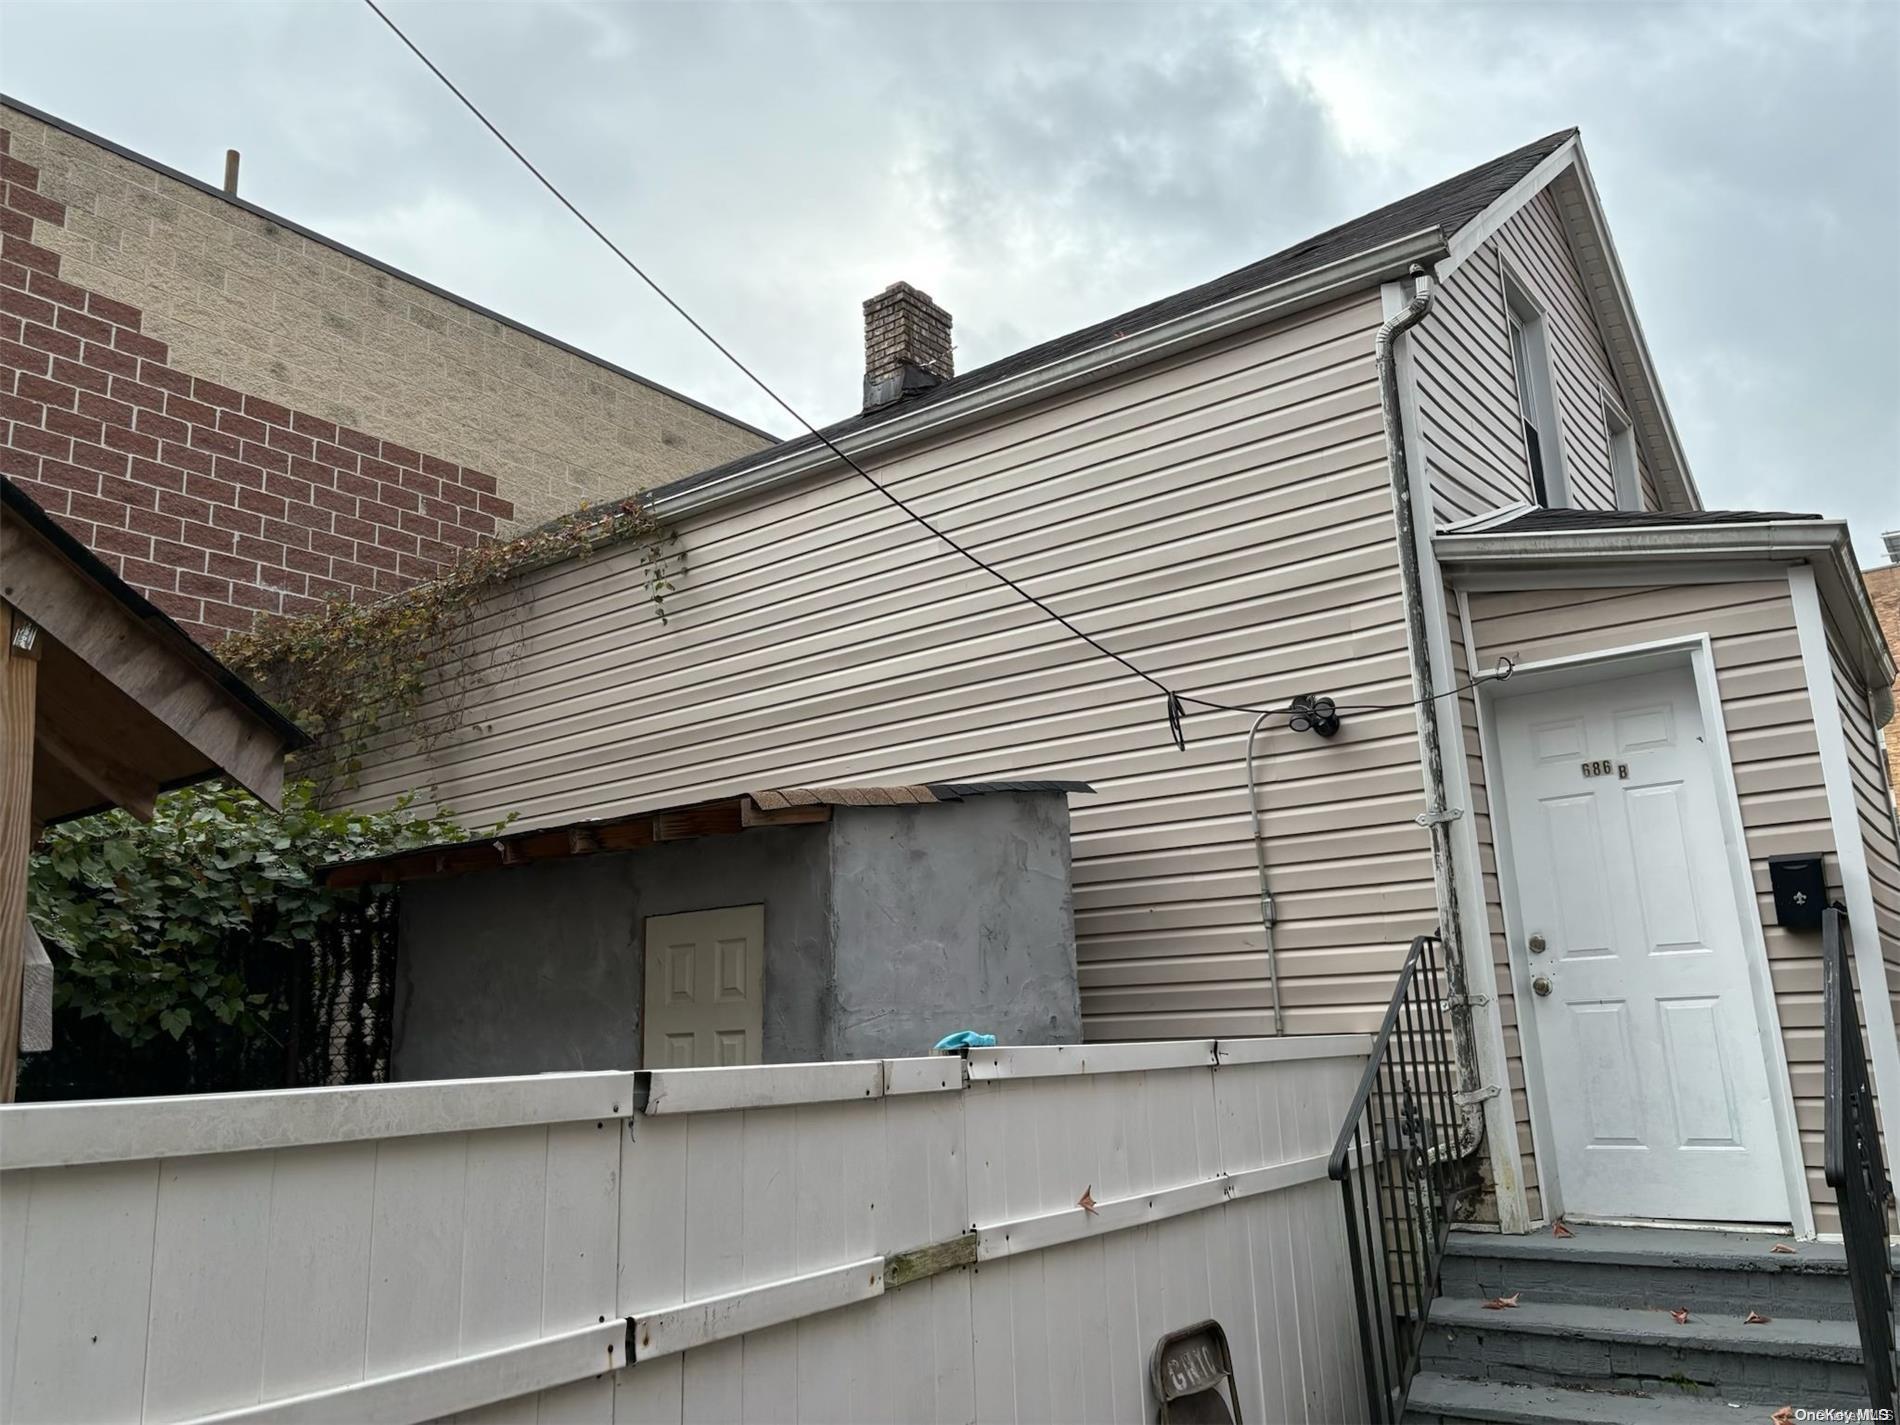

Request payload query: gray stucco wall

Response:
[387,791,1080,1080]
[390,823,831,1081]
[826,795,1081,1059]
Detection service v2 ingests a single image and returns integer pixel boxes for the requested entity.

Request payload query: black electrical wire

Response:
[361,0,1515,747]
[1331,656,1517,714]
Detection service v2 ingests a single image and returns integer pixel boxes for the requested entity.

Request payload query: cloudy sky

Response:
[5,1,1895,561]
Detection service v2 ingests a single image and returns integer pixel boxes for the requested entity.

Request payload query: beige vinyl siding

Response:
[1411,234,1532,523]
[1459,577,1841,1228]
[1414,188,1665,525]
[1493,191,1627,511]
[351,292,1443,1042]
[1830,625,1900,1044]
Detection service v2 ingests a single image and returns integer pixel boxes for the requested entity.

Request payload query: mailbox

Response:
[1768,853,1827,931]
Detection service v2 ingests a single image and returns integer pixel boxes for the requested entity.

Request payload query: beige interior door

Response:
[641,904,765,1068]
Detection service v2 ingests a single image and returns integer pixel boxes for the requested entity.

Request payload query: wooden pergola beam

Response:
[0,519,285,809]
[35,723,159,822]
[1,605,43,1102]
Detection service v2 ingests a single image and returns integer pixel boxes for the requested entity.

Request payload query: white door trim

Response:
[1472,631,1813,1236]
[1789,562,1900,1165]
[1457,588,1555,1227]
[1386,283,1529,1232]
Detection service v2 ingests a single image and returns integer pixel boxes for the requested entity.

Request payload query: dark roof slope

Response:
[652,128,1578,505]
[2,477,306,746]
[1474,508,1822,535]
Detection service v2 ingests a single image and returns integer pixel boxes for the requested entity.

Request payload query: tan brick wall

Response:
[1867,561,1900,809]
[1,103,771,531]
[3,128,513,642]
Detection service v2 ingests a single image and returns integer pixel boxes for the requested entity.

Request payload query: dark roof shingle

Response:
[652,128,1579,505]
[1467,508,1822,536]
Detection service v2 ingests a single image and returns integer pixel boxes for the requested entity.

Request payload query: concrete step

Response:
[1441,1226,1859,1321]
[1417,1296,1868,1408]
[1402,1372,1782,1423]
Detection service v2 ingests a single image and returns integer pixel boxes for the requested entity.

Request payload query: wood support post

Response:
[1,604,42,1102]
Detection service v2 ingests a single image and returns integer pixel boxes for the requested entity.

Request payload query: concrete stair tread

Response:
[1447,1226,1855,1274]
[1405,1372,1787,1423]
[1430,1296,1861,1360]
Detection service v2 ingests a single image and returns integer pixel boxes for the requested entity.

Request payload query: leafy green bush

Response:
[23,781,467,1100]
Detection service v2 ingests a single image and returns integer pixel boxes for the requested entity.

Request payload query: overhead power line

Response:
[360,0,1512,747]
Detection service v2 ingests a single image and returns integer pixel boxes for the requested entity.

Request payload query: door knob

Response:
[1528,933,1547,955]
[1531,975,1553,998]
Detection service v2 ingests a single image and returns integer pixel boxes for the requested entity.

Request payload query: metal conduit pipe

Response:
[1246,711,1284,1036]
[1376,264,1487,1157]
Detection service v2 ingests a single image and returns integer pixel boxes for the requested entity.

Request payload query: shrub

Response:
[23,780,468,1100]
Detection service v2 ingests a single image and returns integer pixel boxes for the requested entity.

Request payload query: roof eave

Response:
[650,226,1450,523]
[1564,143,1702,510]
[1,477,307,749]
[1436,520,1896,713]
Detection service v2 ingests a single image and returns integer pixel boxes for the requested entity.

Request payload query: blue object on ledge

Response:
[933,1030,997,1053]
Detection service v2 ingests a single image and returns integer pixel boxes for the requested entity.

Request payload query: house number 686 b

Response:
[1580,761,1628,779]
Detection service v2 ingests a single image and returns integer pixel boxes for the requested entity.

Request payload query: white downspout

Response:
[1376,265,1488,1155]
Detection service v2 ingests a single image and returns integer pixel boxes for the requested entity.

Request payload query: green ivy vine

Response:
[221,499,678,782]
[23,781,474,1098]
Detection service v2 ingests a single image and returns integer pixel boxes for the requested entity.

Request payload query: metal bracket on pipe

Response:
[1454,1084,1500,1106]
[1413,806,1464,828]
[1442,993,1490,1011]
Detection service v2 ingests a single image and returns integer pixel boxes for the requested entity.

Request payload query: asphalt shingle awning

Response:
[1471,507,1822,535]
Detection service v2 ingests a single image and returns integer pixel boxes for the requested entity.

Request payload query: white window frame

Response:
[1499,256,1568,508]
[1601,388,1642,511]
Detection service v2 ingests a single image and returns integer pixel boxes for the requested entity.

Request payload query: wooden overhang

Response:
[2,479,307,822]
[2,477,306,1098]
[2,480,307,820]
[320,780,1092,890]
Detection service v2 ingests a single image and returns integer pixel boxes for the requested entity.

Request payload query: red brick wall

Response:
[0,124,514,643]
[1867,562,1900,810]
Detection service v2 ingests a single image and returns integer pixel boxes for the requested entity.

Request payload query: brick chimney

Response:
[862,282,953,412]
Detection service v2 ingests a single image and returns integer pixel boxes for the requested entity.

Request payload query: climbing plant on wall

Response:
[221,499,679,782]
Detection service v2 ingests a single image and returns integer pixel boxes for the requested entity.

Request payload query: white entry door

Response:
[1494,663,1790,1223]
[641,904,765,1068]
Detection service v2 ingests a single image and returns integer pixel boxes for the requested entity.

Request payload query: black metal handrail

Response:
[1328,933,1465,1423]
[1823,903,1899,1416]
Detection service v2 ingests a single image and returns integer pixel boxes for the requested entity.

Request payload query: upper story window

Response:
[1602,392,1641,511]
[1502,266,1564,507]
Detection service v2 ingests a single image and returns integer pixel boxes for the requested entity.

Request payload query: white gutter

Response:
[1436,519,1896,721]
[651,227,1451,522]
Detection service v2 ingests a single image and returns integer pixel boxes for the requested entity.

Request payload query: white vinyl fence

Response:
[0,1036,1370,1425]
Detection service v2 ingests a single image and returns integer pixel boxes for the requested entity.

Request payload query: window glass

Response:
[1509,312,1550,506]
[1605,399,1640,510]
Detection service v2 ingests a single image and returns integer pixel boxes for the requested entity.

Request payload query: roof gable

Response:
[1431,136,1699,511]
